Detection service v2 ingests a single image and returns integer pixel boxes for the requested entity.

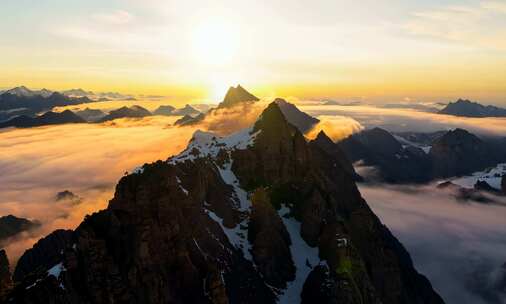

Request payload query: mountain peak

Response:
[315,129,333,143]
[253,102,288,132]
[218,85,259,108]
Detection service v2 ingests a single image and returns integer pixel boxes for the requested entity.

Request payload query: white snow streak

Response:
[276,205,320,304]
[451,163,506,190]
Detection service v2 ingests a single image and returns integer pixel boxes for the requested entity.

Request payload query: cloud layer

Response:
[0,116,195,262]
[360,184,506,304]
[301,104,506,136]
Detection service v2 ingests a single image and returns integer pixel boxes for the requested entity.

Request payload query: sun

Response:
[191,20,240,66]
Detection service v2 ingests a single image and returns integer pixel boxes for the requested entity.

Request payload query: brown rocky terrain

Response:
[0,250,12,301]
[4,102,444,303]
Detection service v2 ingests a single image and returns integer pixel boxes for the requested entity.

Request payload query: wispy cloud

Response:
[92,10,134,25]
[404,1,506,50]
[301,104,506,136]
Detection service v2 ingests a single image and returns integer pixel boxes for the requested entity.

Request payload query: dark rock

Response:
[0,250,12,300]
[437,181,496,203]
[6,102,444,304]
[75,108,106,122]
[430,129,495,178]
[171,104,201,117]
[439,99,506,118]
[13,230,74,282]
[0,215,40,245]
[339,128,432,183]
[99,105,152,122]
[248,188,295,288]
[218,85,259,109]
[310,130,359,180]
[153,105,176,116]
[474,180,502,195]
[174,114,197,126]
[274,98,319,133]
[0,110,85,129]
[0,90,92,120]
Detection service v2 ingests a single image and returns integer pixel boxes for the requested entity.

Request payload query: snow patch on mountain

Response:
[277,205,320,304]
[394,135,431,154]
[206,208,252,261]
[168,127,260,164]
[451,163,506,190]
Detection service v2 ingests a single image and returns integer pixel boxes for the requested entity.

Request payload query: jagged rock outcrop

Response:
[174,114,198,126]
[437,181,496,203]
[13,230,74,282]
[439,99,506,118]
[274,98,319,133]
[6,102,444,304]
[310,130,360,180]
[0,215,41,245]
[474,180,502,195]
[75,108,106,122]
[0,250,12,300]
[218,85,259,109]
[99,105,152,122]
[171,104,201,117]
[430,128,495,178]
[153,105,176,116]
[339,127,432,183]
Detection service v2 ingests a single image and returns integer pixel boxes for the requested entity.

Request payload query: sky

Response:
[1,0,506,104]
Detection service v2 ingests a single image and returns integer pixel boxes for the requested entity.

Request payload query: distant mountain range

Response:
[0,91,92,120]
[439,99,506,117]
[152,105,176,116]
[0,86,135,101]
[339,127,506,183]
[98,105,152,122]
[0,110,85,128]
[0,100,204,129]
[2,86,53,98]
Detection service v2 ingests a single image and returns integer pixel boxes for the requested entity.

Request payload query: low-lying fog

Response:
[361,184,506,304]
[1,101,506,303]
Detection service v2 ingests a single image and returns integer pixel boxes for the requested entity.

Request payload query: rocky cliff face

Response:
[273,98,319,133]
[6,102,444,304]
[0,250,12,300]
[0,215,41,245]
[339,128,432,183]
[219,85,259,109]
[430,128,495,178]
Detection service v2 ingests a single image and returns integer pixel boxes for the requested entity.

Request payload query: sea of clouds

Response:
[1,101,506,303]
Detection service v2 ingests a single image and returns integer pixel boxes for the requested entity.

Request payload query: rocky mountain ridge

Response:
[339,127,506,183]
[3,102,444,303]
[439,99,506,117]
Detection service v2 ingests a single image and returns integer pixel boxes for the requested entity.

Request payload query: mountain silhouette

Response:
[439,99,506,117]
[4,102,444,304]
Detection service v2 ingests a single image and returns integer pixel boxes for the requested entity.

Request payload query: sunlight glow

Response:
[191,20,240,67]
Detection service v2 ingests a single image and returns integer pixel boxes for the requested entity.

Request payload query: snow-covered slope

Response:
[450,163,506,190]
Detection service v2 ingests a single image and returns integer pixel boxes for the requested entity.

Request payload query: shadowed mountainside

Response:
[4,102,444,304]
